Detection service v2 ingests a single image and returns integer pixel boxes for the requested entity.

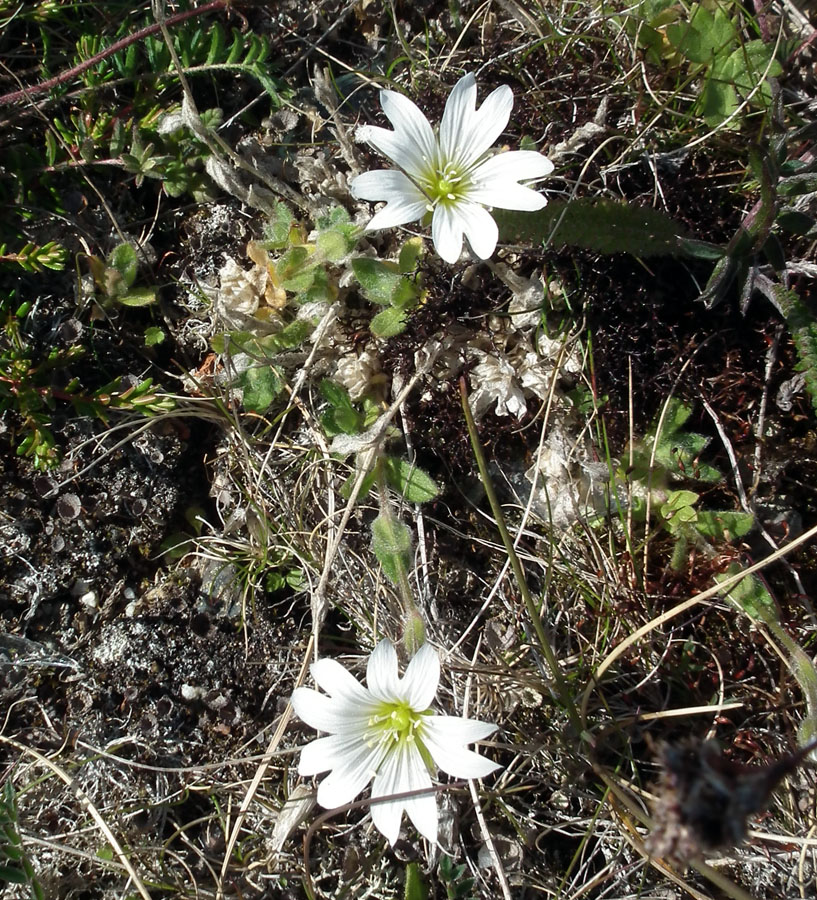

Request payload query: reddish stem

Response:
[0,0,228,107]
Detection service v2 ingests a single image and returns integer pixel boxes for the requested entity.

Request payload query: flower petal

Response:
[371,741,434,844]
[380,90,437,161]
[369,749,408,844]
[291,686,375,734]
[459,83,514,169]
[400,643,440,710]
[439,73,478,163]
[367,639,401,701]
[467,181,548,212]
[404,788,438,845]
[400,746,438,844]
[365,201,428,232]
[315,739,386,809]
[369,793,403,845]
[356,125,424,181]
[298,732,363,776]
[351,169,425,203]
[473,150,554,184]
[422,718,501,779]
[358,87,437,178]
[352,170,429,230]
[424,714,498,744]
[310,657,373,706]
[431,205,464,264]
[456,202,499,260]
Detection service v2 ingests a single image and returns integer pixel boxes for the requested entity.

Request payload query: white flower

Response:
[291,640,500,845]
[351,73,554,264]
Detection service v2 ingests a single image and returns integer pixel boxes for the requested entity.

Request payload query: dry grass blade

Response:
[216,635,314,899]
[581,520,817,726]
[0,735,152,900]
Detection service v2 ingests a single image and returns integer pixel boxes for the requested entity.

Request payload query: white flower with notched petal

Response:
[351,73,554,264]
[291,639,500,845]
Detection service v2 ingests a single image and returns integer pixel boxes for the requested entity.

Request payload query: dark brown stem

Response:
[302,782,468,900]
[0,0,228,107]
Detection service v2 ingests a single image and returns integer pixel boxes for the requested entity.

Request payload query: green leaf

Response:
[1,841,22,860]
[0,864,28,884]
[352,257,406,305]
[714,563,776,622]
[238,365,283,413]
[699,76,737,129]
[495,199,686,256]
[263,319,312,352]
[107,242,139,287]
[666,4,736,64]
[384,457,439,503]
[320,380,363,436]
[316,229,349,263]
[660,489,699,532]
[262,202,294,249]
[117,287,157,307]
[390,277,419,311]
[340,467,377,500]
[678,238,726,260]
[370,306,408,338]
[640,398,721,482]
[778,172,817,198]
[315,206,359,262]
[722,39,782,98]
[698,254,739,309]
[371,513,412,585]
[776,209,816,235]
[159,531,193,560]
[773,288,817,415]
[278,246,317,292]
[297,266,334,304]
[162,159,195,198]
[144,326,165,347]
[398,237,425,273]
[316,205,352,229]
[404,861,428,900]
[696,510,754,540]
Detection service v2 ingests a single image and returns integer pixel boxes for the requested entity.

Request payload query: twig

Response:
[216,635,314,900]
[463,635,512,900]
[309,354,438,648]
[302,782,467,900]
[0,1,228,107]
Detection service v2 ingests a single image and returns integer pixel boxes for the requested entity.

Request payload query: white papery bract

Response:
[350,73,554,263]
[291,640,500,845]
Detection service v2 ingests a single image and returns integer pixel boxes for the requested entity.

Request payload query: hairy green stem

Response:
[374,458,426,655]
[459,377,582,735]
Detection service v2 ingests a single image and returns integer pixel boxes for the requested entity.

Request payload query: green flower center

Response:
[425,163,466,207]
[367,700,428,747]
[366,700,437,777]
